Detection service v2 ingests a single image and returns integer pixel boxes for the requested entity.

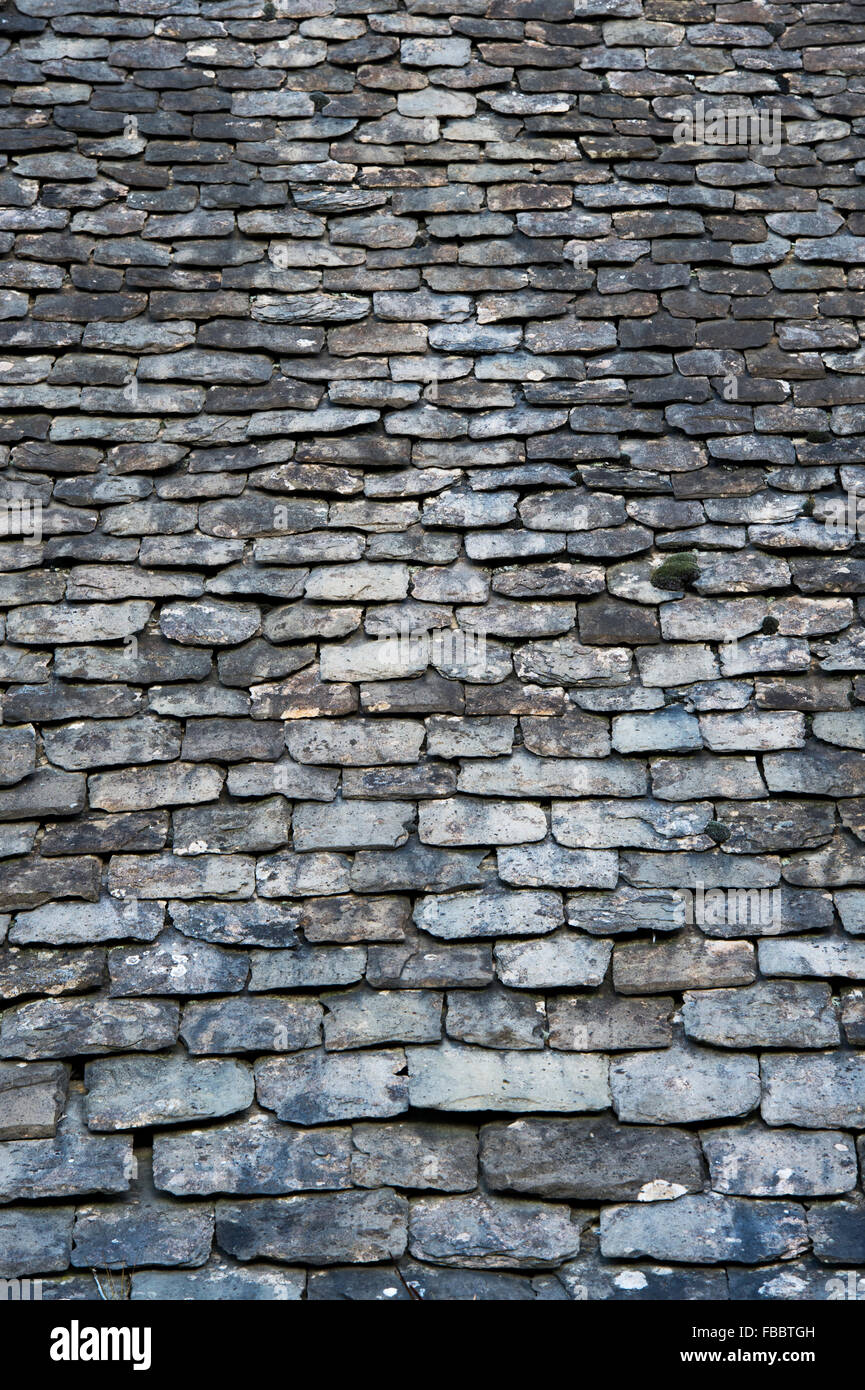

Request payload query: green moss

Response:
[802,495,815,517]
[651,551,700,591]
[705,820,730,845]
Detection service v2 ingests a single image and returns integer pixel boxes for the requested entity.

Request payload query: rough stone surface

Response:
[611,1044,761,1125]
[153,1111,351,1198]
[480,1117,702,1203]
[600,1195,808,1266]
[254,1050,409,1125]
[216,1190,408,1267]
[3,0,865,1300]
[0,1091,132,1204]
[0,1061,67,1141]
[409,1194,580,1270]
[701,1125,858,1199]
[84,1055,254,1132]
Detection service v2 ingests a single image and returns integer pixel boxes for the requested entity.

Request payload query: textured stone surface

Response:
[153,1111,351,1197]
[132,1262,305,1302]
[0,998,180,1060]
[351,1122,477,1194]
[683,981,841,1050]
[0,1206,74,1278]
[216,1190,408,1266]
[611,1044,761,1125]
[255,1050,409,1125]
[84,1055,254,1131]
[407,1043,609,1114]
[762,1055,865,1130]
[0,1061,67,1141]
[0,1091,132,1204]
[600,1195,808,1265]
[409,1194,580,1270]
[701,1125,858,1199]
[4,0,865,1300]
[71,1194,214,1271]
[480,1117,702,1203]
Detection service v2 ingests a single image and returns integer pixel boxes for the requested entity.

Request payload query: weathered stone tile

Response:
[181,997,322,1056]
[43,716,180,770]
[761,1054,865,1129]
[367,931,493,989]
[216,1190,407,1266]
[285,717,424,765]
[107,932,248,997]
[246,937,363,996]
[169,900,299,950]
[549,991,673,1052]
[409,1193,580,1269]
[71,1195,213,1271]
[0,770,86,823]
[107,854,255,901]
[0,856,100,912]
[153,1110,351,1197]
[701,1124,858,1198]
[495,933,612,988]
[612,706,702,754]
[0,998,180,1061]
[651,752,767,801]
[552,798,712,851]
[7,601,152,645]
[0,1206,75,1278]
[0,946,104,1000]
[413,888,563,939]
[558,1246,727,1301]
[407,1042,610,1113]
[765,743,865,796]
[759,936,865,981]
[255,852,349,899]
[600,1194,808,1265]
[302,895,410,944]
[446,985,545,1050]
[0,726,35,786]
[324,987,441,1051]
[726,1261,862,1301]
[683,982,841,1050]
[461,761,650,806]
[351,1122,478,1193]
[807,1201,865,1265]
[566,886,686,935]
[292,799,414,851]
[419,797,546,846]
[173,799,290,855]
[255,1049,409,1125]
[497,843,617,888]
[611,1043,761,1124]
[89,763,224,813]
[0,1091,132,1203]
[614,935,756,994]
[10,897,163,946]
[0,1060,68,1140]
[40,811,169,858]
[481,1115,702,1202]
[132,1262,305,1302]
[84,1054,254,1131]
[350,842,486,894]
[714,800,834,855]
